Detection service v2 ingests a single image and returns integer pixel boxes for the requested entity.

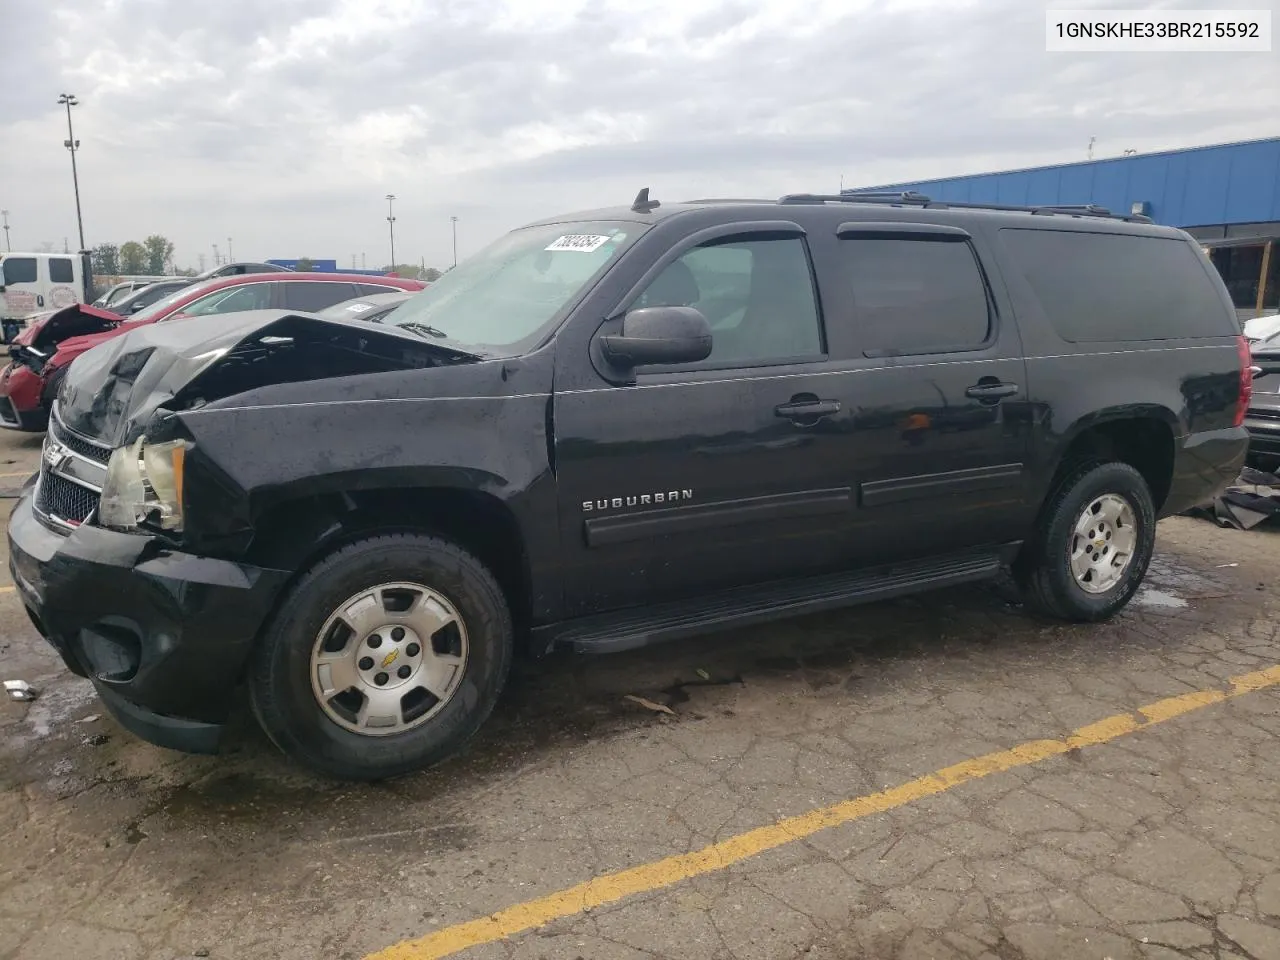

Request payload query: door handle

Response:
[775,396,841,422]
[965,381,1019,402]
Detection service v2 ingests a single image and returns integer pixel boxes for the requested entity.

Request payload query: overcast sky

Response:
[1,0,1276,271]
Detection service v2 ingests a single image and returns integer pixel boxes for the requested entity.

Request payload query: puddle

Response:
[1135,589,1189,610]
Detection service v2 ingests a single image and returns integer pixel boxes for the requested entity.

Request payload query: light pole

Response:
[227,237,234,262]
[1,210,10,252]
[385,194,397,271]
[450,216,458,268]
[57,93,85,252]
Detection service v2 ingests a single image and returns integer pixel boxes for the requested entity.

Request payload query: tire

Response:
[250,533,512,780]
[1017,461,1156,622]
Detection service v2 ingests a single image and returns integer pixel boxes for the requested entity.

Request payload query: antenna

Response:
[631,187,660,213]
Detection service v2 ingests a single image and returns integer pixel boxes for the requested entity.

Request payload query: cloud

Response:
[1,0,1275,269]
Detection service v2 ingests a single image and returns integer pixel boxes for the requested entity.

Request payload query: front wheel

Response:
[1017,461,1156,621]
[250,533,512,780]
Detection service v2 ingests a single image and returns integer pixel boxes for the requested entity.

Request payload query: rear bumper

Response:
[7,489,290,753]
[1164,425,1249,515]
[0,362,48,431]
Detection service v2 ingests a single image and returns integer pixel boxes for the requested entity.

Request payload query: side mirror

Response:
[600,306,712,368]
[130,300,147,313]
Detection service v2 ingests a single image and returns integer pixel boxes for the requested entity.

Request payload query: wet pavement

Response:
[2,425,1280,960]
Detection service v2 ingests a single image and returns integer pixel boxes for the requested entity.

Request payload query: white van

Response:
[0,253,86,323]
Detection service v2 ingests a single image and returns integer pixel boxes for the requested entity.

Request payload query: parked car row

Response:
[0,271,425,431]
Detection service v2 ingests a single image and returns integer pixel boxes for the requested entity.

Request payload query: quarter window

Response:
[633,236,823,365]
[839,238,991,356]
[1000,229,1235,341]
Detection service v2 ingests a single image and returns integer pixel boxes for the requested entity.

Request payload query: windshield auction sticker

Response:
[545,235,612,253]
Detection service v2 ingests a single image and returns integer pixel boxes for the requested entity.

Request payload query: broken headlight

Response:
[97,438,187,532]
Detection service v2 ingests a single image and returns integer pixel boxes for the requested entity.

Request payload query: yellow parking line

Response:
[0,470,33,479]
[0,585,13,593]
[366,663,1280,960]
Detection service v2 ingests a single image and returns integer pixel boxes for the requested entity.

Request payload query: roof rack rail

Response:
[779,191,932,206]
[809,190,1152,223]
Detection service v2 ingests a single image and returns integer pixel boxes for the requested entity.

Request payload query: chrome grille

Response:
[33,407,110,530]
[55,423,111,464]
[34,473,100,524]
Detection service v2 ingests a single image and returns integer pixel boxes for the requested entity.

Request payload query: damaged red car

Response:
[0,272,426,431]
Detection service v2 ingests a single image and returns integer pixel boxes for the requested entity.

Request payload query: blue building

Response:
[265,259,400,277]
[848,136,1280,319]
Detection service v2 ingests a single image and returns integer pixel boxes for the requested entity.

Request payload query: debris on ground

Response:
[73,714,100,724]
[1188,466,1280,530]
[623,694,676,715]
[82,733,110,747]
[3,679,39,702]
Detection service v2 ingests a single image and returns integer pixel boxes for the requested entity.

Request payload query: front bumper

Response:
[7,489,290,753]
[0,362,49,432]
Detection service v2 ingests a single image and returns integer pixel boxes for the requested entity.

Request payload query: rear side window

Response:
[2,258,37,284]
[49,258,74,283]
[838,238,991,356]
[284,281,359,311]
[999,229,1233,342]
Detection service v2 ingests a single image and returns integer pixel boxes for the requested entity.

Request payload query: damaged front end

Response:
[8,303,120,371]
[57,309,481,447]
[8,309,494,751]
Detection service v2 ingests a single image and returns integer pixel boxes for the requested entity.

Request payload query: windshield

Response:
[378,220,641,356]
[124,278,216,323]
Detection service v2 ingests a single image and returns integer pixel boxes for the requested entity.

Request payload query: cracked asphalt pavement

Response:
[2,425,1280,960]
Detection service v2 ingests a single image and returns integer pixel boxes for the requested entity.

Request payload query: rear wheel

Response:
[1017,461,1156,621]
[250,533,512,780]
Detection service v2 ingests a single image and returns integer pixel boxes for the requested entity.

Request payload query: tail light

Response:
[1235,335,1253,428]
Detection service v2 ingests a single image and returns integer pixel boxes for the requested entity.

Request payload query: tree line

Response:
[90,236,178,277]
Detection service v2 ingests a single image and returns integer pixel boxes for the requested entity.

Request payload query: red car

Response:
[0,272,425,431]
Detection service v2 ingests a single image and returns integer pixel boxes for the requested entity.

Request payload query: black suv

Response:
[8,189,1250,780]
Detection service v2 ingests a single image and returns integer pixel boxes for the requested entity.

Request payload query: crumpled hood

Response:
[57,309,477,446]
[11,303,119,348]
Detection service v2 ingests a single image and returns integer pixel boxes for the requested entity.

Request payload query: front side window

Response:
[633,236,823,366]
[49,258,75,283]
[378,221,639,356]
[180,283,274,317]
[839,237,991,356]
[125,279,219,324]
[1,257,37,285]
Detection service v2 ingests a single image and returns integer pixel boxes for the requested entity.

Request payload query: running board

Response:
[544,550,1007,655]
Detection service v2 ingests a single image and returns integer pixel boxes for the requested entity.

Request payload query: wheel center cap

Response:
[380,649,400,669]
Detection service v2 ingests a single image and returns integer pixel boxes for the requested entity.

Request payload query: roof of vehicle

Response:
[527,188,1186,238]
[177,271,426,293]
[193,261,294,280]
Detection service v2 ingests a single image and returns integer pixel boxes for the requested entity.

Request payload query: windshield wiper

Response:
[389,321,490,360]
[398,321,449,339]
